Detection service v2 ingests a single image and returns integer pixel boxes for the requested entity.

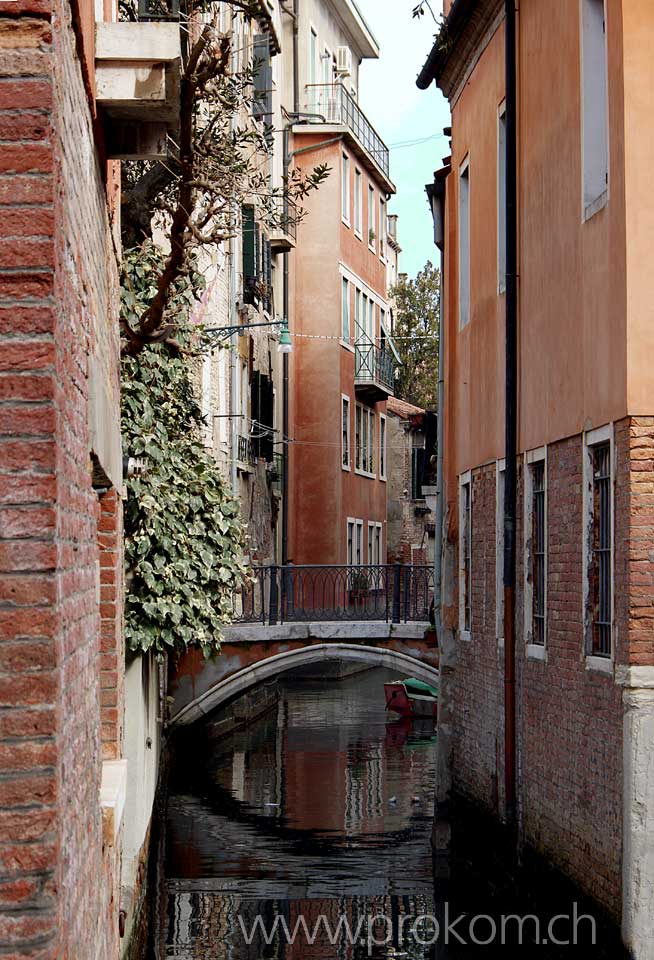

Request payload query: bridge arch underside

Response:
[170,641,439,727]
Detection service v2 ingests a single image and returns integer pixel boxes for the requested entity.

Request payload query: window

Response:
[347,519,354,565]
[411,446,426,500]
[458,159,470,328]
[368,522,383,565]
[252,35,272,124]
[367,413,375,473]
[354,168,362,235]
[310,28,318,112]
[342,153,350,223]
[379,414,386,480]
[581,0,609,219]
[355,404,375,476]
[524,450,547,655]
[342,395,351,470]
[459,472,472,640]
[342,277,350,341]
[584,429,613,661]
[497,104,506,293]
[355,404,362,471]
[379,198,386,258]
[354,287,361,339]
[355,519,363,565]
[496,460,505,644]
[368,184,375,250]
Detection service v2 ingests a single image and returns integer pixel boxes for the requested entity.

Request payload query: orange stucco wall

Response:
[289,134,390,564]
[443,0,637,489]
[622,0,654,413]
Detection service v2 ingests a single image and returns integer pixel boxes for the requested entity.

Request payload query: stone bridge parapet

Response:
[169,621,439,726]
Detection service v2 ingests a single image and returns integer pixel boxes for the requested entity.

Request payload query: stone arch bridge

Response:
[169,563,438,726]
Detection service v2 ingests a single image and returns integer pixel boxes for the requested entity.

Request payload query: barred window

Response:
[532,461,546,646]
[460,477,472,636]
[590,443,611,656]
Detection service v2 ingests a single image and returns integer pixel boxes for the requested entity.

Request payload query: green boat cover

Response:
[403,677,438,698]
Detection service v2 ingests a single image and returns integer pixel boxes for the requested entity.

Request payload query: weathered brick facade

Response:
[444,422,654,919]
[0,0,123,955]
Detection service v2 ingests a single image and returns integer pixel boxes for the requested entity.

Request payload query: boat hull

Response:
[384,681,438,720]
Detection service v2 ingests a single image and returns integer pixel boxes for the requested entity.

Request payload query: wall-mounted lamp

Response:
[204,318,293,354]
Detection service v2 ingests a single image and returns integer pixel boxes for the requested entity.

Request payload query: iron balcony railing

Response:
[304,83,390,179]
[270,194,297,244]
[237,435,255,465]
[355,342,394,392]
[230,563,434,626]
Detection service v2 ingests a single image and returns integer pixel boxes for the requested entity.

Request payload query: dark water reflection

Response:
[160,667,626,959]
[163,668,437,958]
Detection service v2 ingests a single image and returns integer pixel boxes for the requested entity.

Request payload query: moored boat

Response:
[384,677,438,720]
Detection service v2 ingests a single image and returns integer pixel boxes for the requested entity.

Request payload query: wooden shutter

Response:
[242,204,256,304]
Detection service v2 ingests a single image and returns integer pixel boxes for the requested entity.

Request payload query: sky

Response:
[353,0,451,279]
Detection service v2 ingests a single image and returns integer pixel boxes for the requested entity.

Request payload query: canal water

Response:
[156,666,627,959]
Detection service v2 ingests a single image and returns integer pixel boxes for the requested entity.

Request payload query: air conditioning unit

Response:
[336,45,352,77]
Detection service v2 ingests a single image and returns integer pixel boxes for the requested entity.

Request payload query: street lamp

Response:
[277,321,292,355]
[204,318,293,354]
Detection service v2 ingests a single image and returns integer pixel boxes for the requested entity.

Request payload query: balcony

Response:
[237,435,255,469]
[302,83,391,185]
[354,342,394,402]
[268,195,297,252]
[95,17,181,159]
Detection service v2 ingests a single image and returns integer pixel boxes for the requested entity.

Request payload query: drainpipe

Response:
[292,0,299,114]
[503,0,518,831]
[431,179,446,646]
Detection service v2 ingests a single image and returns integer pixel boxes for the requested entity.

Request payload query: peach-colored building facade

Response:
[420,1,654,954]
[286,1,397,566]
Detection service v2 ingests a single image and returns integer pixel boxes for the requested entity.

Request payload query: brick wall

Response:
[518,433,623,915]
[450,461,504,812]
[448,429,632,919]
[0,0,123,956]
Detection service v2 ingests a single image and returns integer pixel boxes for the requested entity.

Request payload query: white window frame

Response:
[459,470,472,642]
[309,26,318,112]
[354,167,362,237]
[341,394,351,471]
[379,197,386,261]
[341,152,350,226]
[341,276,350,343]
[524,447,548,661]
[355,519,364,565]
[354,404,375,478]
[368,183,376,251]
[580,0,609,222]
[347,517,355,565]
[355,403,362,471]
[379,413,387,481]
[496,458,505,646]
[375,522,383,565]
[367,521,374,565]
[582,423,615,674]
[497,102,507,294]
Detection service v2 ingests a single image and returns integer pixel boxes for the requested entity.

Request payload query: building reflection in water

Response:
[162,667,438,959]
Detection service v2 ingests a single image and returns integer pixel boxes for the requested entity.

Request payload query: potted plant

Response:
[349,569,370,609]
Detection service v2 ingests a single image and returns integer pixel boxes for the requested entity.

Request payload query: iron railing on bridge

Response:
[230,564,434,625]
